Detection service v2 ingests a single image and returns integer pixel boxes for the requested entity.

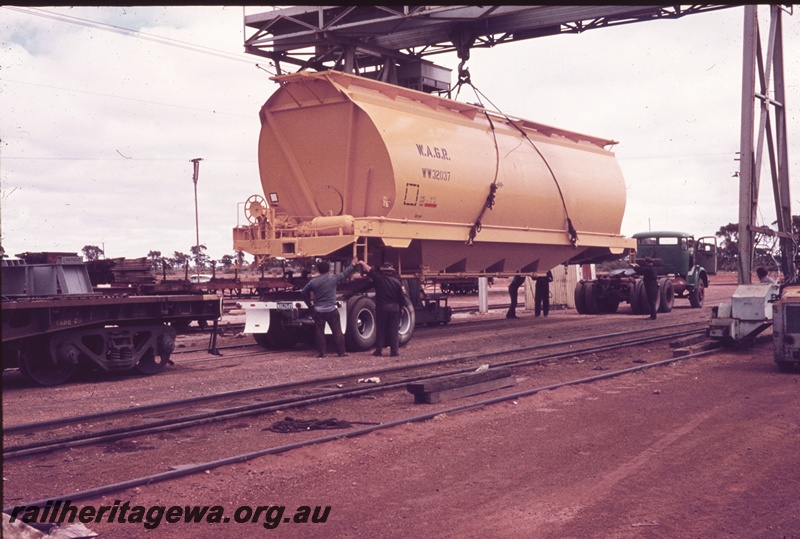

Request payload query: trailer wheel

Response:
[252,314,300,350]
[599,298,620,313]
[689,281,705,308]
[18,338,76,386]
[397,296,416,347]
[345,296,377,351]
[265,317,300,350]
[582,282,601,314]
[658,279,674,313]
[776,361,797,373]
[574,282,587,314]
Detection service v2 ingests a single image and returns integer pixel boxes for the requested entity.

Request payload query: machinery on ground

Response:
[574,231,717,315]
[2,256,221,386]
[708,283,778,342]
[233,70,634,350]
[770,284,800,372]
[707,281,800,373]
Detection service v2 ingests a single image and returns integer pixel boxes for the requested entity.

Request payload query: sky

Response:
[2,5,799,264]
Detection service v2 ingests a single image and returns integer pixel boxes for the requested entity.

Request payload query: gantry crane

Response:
[242,5,794,284]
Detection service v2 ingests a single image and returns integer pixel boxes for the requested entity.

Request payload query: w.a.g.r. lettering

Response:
[415,144,451,161]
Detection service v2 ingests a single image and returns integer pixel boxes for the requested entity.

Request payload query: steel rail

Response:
[4,320,703,434]
[2,345,720,514]
[3,325,707,459]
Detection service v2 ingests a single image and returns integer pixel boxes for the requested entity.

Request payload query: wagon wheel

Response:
[244,194,267,224]
[18,339,76,386]
[135,349,168,375]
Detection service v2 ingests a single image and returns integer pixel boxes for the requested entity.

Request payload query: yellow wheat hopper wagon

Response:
[233,70,634,351]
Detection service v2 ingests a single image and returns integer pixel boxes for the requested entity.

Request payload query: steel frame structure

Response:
[738,5,794,283]
[243,5,793,284]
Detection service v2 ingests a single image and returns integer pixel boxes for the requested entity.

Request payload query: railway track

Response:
[3,321,711,460]
[2,325,722,513]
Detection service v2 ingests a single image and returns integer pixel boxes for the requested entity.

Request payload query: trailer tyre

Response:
[252,316,300,350]
[658,279,674,313]
[345,296,377,352]
[574,282,587,314]
[630,280,644,315]
[582,282,601,315]
[397,296,415,347]
[600,297,620,314]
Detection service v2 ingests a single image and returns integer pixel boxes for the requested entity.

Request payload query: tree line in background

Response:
[78,244,250,273]
[715,215,800,272]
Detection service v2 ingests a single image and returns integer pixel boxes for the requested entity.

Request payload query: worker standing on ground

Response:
[534,270,554,318]
[632,257,659,320]
[301,257,358,357]
[506,275,526,319]
[359,261,406,357]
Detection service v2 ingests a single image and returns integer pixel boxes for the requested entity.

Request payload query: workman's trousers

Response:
[645,283,658,319]
[534,283,550,317]
[375,304,401,355]
[507,275,525,317]
[312,309,346,356]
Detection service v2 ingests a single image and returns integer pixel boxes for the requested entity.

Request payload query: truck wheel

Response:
[398,296,416,347]
[636,280,660,314]
[630,280,644,315]
[600,298,620,313]
[582,282,601,315]
[776,361,797,373]
[689,281,705,308]
[658,279,674,313]
[574,282,587,314]
[345,296,377,351]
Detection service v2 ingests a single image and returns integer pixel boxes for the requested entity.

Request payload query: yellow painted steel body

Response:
[233,70,634,275]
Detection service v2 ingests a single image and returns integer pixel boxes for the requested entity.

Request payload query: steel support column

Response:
[738,5,792,284]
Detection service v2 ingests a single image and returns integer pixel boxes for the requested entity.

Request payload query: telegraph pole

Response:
[191,158,203,280]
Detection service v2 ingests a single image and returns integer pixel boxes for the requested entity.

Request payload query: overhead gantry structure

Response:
[242,5,794,284]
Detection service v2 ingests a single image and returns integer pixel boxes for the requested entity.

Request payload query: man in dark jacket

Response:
[359,260,406,357]
[301,257,358,357]
[632,257,658,320]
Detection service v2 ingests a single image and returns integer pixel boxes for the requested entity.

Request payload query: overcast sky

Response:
[2,6,799,263]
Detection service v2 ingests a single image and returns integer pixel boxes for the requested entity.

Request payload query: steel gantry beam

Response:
[243,5,734,76]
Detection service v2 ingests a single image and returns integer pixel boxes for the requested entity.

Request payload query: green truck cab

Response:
[575,231,717,315]
[632,231,717,308]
